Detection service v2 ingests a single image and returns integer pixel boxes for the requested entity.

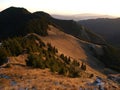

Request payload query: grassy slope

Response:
[0,25,119,89]
[40,25,105,70]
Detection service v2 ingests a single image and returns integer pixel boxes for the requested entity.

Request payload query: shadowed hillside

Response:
[0,7,120,72]
[0,25,119,90]
[34,12,106,45]
[0,7,120,90]
[0,7,105,45]
[79,18,120,46]
[0,7,48,40]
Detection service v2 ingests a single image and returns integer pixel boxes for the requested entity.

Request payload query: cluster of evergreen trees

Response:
[0,34,44,65]
[26,52,86,77]
[26,41,87,77]
[0,34,87,77]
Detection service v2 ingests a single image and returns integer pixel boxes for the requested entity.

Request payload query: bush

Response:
[69,65,80,77]
[26,53,45,69]
[58,66,68,76]
[60,54,71,64]
[47,43,58,54]
[81,62,86,71]
[2,38,23,56]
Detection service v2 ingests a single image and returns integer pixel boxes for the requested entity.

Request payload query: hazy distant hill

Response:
[79,18,120,46]
[52,13,116,21]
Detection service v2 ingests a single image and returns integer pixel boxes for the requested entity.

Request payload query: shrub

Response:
[60,54,71,64]
[2,38,23,56]
[26,53,45,69]
[81,62,86,71]
[47,43,58,54]
[69,64,80,77]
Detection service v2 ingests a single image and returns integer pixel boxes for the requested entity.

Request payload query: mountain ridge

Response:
[79,18,120,46]
[0,7,106,45]
[1,6,31,15]
[0,7,120,89]
[0,7,120,72]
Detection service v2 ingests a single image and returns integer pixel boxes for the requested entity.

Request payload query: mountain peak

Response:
[33,11,52,19]
[1,6,30,15]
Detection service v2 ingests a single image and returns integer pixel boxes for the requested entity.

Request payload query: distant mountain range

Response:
[79,18,120,46]
[52,13,117,21]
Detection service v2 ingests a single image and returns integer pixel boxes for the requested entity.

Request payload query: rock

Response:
[0,74,11,79]
[11,80,17,86]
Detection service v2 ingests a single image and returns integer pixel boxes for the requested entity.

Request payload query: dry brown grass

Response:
[40,25,87,60]
[0,25,119,90]
[0,66,119,90]
[40,25,105,69]
[0,67,84,89]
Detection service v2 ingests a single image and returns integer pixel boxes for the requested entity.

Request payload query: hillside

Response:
[79,18,120,46]
[40,25,105,70]
[0,7,106,45]
[34,12,106,45]
[0,7,120,89]
[0,7,48,40]
[0,25,119,89]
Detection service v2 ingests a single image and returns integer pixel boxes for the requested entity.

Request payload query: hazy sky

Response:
[0,0,120,16]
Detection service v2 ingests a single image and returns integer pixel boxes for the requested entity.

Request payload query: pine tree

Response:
[81,62,86,71]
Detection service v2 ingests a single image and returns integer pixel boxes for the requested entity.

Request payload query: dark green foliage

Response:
[2,38,23,56]
[26,50,66,74]
[45,54,65,73]
[60,54,64,59]
[26,53,45,69]
[22,38,39,53]
[58,67,68,76]
[25,41,86,77]
[25,19,48,36]
[69,66,80,77]
[0,34,87,77]
[47,43,58,54]
[72,60,80,66]
[0,47,8,65]
[68,60,80,77]
[0,7,48,40]
[81,62,86,71]
[0,34,46,56]
[60,54,71,64]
